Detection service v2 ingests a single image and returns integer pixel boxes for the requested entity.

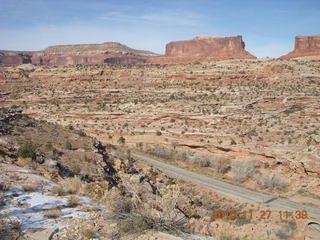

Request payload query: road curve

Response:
[132,153,320,220]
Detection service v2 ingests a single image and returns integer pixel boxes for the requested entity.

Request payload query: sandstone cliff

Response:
[281,35,320,58]
[148,35,256,64]
[0,51,34,65]
[0,42,158,66]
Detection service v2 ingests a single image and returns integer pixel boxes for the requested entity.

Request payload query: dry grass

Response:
[81,227,96,239]
[67,195,80,207]
[62,176,82,194]
[16,157,33,167]
[0,193,4,208]
[43,207,64,219]
[21,181,44,192]
[82,181,109,201]
[51,185,65,196]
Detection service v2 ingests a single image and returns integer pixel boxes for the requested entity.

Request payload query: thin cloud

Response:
[100,11,202,27]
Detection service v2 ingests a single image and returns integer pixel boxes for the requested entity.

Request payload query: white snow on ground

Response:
[0,188,90,231]
[187,235,216,240]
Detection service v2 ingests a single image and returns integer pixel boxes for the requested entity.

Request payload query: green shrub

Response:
[118,136,126,144]
[17,141,37,160]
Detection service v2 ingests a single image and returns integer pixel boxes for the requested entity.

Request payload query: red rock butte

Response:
[0,42,158,66]
[148,35,256,64]
[281,35,320,59]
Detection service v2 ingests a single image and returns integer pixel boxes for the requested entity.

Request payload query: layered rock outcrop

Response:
[148,35,256,64]
[0,42,158,66]
[281,35,320,58]
[0,51,33,65]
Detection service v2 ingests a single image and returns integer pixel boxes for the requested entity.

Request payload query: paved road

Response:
[132,153,320,220]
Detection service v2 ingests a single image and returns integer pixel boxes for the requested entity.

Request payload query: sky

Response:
[0,0,319,58]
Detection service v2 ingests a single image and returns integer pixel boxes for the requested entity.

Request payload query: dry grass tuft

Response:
[82,181,109,201]
[43,207,63,219]
[51,185,65,196]
[63,176,82,194]
[81,227,96,239]
[0,181,11,192]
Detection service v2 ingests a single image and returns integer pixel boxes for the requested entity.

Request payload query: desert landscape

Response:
[0,33,320,240]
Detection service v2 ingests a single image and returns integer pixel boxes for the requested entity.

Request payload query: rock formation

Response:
[0,42,158,66]
[148,35,256,64]
[281,35,320,58]
[0,51,33,65]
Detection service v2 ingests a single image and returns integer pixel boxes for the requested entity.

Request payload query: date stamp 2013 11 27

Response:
[211,209,309,221]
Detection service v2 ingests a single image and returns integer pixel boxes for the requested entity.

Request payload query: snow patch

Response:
[0,190,90,231]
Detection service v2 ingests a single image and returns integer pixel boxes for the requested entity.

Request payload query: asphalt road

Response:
[132,153,320,220]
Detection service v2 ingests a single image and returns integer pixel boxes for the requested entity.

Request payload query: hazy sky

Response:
[1,0,319,57]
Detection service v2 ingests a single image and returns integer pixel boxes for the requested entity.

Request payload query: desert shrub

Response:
[83,181,109,201]
[17,141,37,160]
[190,153,212,167]
[147,144,175,161]
[274,228,291,239]
[45,142,53,151]
[255,173,288,191]
[51,185,64,196]
[63,176,82,194]
[108,177,187,235]
[211,155,231,174]
[231,160,256,182]
[118,136,126,144]
[108,188,133,214]
[81,227,96,239]
[175,150,192,162]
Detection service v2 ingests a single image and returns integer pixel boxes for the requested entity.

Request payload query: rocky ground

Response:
[0,56,320,239]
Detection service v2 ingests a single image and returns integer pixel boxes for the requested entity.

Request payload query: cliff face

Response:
[0,51,33,65]
[148,36,256,64]
[0,42,158,66]
[281,35,320,58]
